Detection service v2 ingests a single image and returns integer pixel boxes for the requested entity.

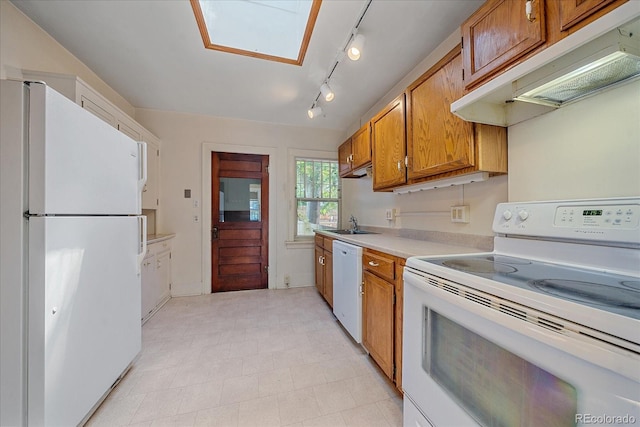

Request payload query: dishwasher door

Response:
[332,240,363,343]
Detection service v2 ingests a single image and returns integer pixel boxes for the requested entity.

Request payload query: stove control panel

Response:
[493,198,640,244]
[554,204,639,229]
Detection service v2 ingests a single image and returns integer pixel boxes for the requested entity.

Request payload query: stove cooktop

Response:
[418,254,640,321]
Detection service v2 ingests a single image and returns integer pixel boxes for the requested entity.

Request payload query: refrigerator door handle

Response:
[137,142,147,200]
[137,216,147,275]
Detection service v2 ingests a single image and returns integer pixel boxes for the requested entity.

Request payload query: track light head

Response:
[347,33,366,61]
[320,83,335,102]
[307,106,323,119]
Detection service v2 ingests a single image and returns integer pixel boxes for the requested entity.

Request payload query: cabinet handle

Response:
[319,255,325,265]
[397,160,402,171]
[368,261,380,267]
[525,0,535,22]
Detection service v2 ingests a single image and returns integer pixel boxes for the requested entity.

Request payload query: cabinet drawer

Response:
[315,234,324,248]
[323,237,334,252]
[363,251,395,282]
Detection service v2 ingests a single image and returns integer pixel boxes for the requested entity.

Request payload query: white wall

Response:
[0,1,135,117]
[508,80,640,201]
[134,109,342,296]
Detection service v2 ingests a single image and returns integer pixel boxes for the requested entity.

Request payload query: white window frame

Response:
[287,149,339,244]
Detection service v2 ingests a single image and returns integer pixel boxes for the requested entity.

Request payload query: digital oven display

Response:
[583,210,603,216]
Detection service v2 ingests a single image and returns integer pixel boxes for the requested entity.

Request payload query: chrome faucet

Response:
[349,215,359,232]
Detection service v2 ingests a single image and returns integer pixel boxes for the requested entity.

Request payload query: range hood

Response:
[451,4,640,126]
[513,25,640,107]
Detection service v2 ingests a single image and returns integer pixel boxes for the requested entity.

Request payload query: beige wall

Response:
[0,1,134,116]
[134,109,342,295]
[508,79,640,201]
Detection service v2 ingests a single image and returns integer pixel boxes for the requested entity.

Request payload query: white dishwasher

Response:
[332,240,363,343]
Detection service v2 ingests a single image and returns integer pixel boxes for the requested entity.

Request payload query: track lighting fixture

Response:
[347,33,366,61]
[307,105,323,119]
[306,0,372,119]
[320,83,335,102]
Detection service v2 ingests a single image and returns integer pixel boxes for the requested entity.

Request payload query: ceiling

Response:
[12,0,483,131]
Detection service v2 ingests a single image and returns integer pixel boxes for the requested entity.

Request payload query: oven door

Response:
[402,267,640,427]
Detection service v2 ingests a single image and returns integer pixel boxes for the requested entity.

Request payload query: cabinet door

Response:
[407,48,475,180]
[362,271,394,379]
[141,254,156,321]
[117,118,142,142]
[156,250,171,304]
[324,249,333,308]
[462,0,545,88]
[142,134,160,209]
[315,245,324,295]
[338,138,353,177]
[79,95,116,127]
[558,0,617,31]
[371,95,406,191]
[351,123,371,170]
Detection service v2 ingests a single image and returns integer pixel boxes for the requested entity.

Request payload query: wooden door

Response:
[362,270,394,379]
[407,47,475,180]
[211,152,269,292]
[462,0,545,89]
[371,95,406,191]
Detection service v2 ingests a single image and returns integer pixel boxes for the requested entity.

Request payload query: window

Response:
[295,158,340,238]
[191,0,322,65]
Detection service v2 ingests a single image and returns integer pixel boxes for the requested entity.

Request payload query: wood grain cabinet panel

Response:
[351,123,372,171]
[314,235,333,307]
[407,48,475,179]
[462,0,546,89]
[558,0,619,31]
[406,46,508,183]
[339,123,372,178]
[362,270,394,379]
[362,248,404,389]
[338,138,353,177]
[371,95,407,190]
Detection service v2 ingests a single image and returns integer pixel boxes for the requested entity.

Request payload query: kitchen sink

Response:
[326,229,378,235]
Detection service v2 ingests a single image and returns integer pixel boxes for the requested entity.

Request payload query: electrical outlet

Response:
[385,208,397,220]
[284,275,291,288]
[451,206,470,223]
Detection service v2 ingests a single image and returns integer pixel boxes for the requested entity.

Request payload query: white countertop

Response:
[314,230,484,259]
[147,233,175,244]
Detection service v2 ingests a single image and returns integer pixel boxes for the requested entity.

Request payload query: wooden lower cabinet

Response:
[314,234,333,306]
[362,248,404,390]
[363,271,395,379]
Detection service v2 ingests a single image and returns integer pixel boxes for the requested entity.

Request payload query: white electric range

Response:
[402,197,640,427]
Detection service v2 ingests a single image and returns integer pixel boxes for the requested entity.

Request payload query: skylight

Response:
[191,0,322,66]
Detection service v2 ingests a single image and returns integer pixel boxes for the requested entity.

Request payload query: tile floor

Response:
[87,287,403,427]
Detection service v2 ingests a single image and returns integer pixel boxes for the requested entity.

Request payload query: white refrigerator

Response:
[0,80,147,426]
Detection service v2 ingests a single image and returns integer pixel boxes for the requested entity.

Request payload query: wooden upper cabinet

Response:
[371,95,407,191]
[338,138,353,177]
[558,0,619,31]
[339,123,371,178]
[407,47,475,180]
[462,0,546,89]
[351,123,372,171]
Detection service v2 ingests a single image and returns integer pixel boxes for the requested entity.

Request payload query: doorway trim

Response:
[201,142,277,294]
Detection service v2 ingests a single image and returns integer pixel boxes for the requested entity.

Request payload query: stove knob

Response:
[502,210,513,220]
[518,210,529,221]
